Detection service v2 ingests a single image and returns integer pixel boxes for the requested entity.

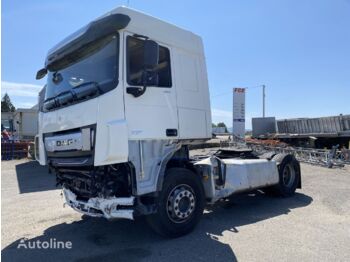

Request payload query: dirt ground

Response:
[1,159,350,262]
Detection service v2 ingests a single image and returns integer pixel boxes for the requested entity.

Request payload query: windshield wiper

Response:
[72,81,100,100]
[43,82,100,111]
[43,90,73,111]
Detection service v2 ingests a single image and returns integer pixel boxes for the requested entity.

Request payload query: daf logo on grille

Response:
[56,139,74,147]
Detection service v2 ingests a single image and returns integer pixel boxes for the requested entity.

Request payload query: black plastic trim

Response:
[46,150,92,158]
[126,86,146,97]
[166,129,178,137]
[49,157,93,167]
[216,158,226,186]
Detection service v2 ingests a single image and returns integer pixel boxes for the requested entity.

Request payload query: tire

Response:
[271,153,301,197]
[146,168,205,238]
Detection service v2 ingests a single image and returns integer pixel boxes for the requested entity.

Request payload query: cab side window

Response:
[127,36,172,87]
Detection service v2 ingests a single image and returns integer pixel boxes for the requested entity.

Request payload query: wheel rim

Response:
[166,184,196,223]
[282,163,296,187]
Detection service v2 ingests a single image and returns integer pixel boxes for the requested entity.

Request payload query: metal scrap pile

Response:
[221,138,349,168]
[245,138,288,147]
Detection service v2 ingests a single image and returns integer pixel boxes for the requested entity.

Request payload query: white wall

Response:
[14,110,38,138]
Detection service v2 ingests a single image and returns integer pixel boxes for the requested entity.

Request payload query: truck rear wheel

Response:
[146,168,205,238]
[272,153,301,197]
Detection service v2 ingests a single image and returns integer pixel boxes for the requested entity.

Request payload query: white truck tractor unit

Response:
[36,7,301,237]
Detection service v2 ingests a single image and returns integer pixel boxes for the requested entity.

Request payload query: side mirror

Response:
[126,39,159,98]
[36,68,48,80]
[143,40,159,69]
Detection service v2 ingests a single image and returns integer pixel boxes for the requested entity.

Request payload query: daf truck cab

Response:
[36,7,301,237]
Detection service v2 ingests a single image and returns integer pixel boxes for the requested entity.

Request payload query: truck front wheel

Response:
[146,168,205,238]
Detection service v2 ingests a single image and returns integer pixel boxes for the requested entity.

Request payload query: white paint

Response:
[94,87,127,166]
[121,8,212,140]
[174,48,211,138]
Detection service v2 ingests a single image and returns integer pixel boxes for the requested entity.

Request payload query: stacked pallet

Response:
[1,141,30,160]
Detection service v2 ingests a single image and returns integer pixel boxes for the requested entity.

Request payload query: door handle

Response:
[126,86,146,97]
[166,129,178,137]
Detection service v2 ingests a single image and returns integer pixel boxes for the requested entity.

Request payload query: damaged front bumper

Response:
[63,187,135,220]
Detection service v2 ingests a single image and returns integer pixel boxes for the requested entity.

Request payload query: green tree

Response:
[1,93,16,112]
[217,122,228,133]
[212,123,217,127]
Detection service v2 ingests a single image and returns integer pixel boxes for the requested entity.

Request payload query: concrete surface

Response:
[1,159,350,262]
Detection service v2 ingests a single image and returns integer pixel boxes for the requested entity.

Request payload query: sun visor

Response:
[45,13,130,69]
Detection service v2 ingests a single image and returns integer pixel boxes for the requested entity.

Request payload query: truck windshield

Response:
[45,34,119,109]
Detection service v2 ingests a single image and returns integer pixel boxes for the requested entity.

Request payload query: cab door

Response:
[123,32,178,140]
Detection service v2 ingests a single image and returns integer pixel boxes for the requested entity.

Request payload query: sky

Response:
[2,0,350,129]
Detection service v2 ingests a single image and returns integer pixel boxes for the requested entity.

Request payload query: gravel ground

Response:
[1,159,350,262]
